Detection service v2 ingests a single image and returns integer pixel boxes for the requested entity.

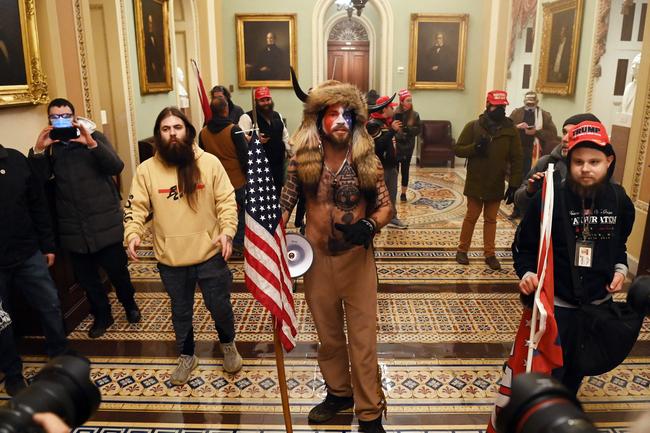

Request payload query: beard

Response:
[156,135,195,167]
[257,101,275,115]
[567,170,608,198]
[325,128,352,149]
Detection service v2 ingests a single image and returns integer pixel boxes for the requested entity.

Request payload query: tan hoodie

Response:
[124,146,237,266]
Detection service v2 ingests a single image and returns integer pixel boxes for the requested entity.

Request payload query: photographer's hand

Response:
[35,126,54,153]
[33,413,71,433]
[72,122,97,149]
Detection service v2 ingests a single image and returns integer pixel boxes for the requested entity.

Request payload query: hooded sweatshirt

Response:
[513,142,567,214]
[124,146,237,267]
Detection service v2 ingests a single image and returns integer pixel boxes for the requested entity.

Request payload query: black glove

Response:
[475,136,490,156]
[504,186,517,205]
[334,218,375,249]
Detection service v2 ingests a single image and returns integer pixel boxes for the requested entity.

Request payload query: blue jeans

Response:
[157,254,235,356]
[234,187,245,248]
[0,250,68,378]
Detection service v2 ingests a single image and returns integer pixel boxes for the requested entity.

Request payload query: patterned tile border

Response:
[75,422,634,433]
[6,357,650,416]
[65,292,650,344]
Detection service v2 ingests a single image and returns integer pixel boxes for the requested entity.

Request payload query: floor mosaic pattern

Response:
[64,293,650,344]
[5,357,650,416]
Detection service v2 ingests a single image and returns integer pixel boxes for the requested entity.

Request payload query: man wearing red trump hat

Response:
[454,90,522,270]
[239,86,291,196]
[514,120,637,394]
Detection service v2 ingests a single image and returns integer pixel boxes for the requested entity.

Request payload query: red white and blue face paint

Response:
[322,104,353,135]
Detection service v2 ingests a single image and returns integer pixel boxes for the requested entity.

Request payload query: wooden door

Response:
[327,40,369,92]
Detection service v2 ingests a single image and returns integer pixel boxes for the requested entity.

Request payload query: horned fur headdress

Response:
[290,68,395,192]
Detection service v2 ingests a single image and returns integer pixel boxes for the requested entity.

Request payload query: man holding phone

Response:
[29,98,140,339]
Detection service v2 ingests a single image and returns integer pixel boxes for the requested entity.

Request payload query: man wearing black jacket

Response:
[513,120,635,394]
[0,144,68,396]
[29,98,140,339]
[367,95,407,229]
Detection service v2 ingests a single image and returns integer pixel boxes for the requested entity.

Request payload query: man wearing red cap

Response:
[239,87,291,196]
[367,95,407,229]
[394,89,421,202]
[454,90,522,270]
[514,120,636,395]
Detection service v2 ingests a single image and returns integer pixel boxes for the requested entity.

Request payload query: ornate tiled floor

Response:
[8,167,649,432]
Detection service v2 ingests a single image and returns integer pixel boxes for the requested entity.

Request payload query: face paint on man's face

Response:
[323,104,352,135]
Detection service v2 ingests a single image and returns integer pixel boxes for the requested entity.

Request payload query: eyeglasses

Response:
[48,113,73,120]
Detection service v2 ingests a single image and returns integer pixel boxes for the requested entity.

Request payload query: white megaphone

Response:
[286,233,314,278]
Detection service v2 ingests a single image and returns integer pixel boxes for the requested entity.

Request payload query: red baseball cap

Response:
[254,87,272,100]
[376,95,397,107]
[486,90,509,106]
[567,121,611,153]
[398,89,412,102]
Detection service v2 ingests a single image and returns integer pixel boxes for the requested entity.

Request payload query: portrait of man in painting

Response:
[140,0,167,84]
[546,8,575,84]
[415,22,460,83]
[243,21,291,82]
[0,0,28,87]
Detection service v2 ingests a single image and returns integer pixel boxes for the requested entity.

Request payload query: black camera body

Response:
[49,127,80,142]
[0,355,101,433]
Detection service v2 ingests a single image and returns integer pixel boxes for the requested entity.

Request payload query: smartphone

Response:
[393,112,404,123]
[526,124,535,130]
[50,127,80,141]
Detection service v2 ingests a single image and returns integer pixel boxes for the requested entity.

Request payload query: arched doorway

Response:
[327,19,370,92]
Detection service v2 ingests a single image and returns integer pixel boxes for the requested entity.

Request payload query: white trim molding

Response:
[313,0,393,94]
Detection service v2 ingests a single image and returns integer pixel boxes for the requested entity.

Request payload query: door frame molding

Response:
[313,0,393,94]
[324,15,375,90]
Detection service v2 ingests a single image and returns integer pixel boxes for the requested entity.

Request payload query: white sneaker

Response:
[170,354,199,385]
[221,341,243,373]
[387,218,408,229]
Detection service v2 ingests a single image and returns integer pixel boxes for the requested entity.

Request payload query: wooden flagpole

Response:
[274,318,294,433]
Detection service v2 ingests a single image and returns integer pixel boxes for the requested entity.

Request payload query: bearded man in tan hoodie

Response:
[124,107,241,385]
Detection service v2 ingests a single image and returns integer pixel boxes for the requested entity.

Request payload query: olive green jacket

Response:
[454,114,523,201]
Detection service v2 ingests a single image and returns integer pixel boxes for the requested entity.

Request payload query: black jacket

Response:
[0,145,55,268]
[247,109,286,188]
[368,117,397,168]
[513,179,635,305]
[28,131,125,254]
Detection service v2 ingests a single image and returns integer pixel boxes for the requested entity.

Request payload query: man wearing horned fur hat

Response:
[280,72,393,433]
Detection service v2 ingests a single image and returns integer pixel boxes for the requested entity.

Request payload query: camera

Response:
[496,373,597,433]
[49,127,80,142]
[0,355,101,433]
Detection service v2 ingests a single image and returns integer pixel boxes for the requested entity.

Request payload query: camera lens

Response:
[496,373,597,433]
[0,355,101,433]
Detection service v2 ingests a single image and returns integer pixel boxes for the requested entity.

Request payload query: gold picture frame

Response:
[408,14,468,90]
[0,0,48,107]
[134,0,172,94]
[536,0,584,96]
[236,14,297,88]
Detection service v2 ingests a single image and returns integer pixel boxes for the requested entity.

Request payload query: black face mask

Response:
[487,106,506,122]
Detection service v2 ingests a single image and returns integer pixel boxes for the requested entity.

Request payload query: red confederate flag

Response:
[487,164,563,433]
[243,131,298,351]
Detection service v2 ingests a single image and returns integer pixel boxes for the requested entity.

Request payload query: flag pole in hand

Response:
[245,87,295,433]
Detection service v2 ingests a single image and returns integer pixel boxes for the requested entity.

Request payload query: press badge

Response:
[575,241,594,268]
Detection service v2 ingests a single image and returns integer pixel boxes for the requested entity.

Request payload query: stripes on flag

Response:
[244,131,297,351]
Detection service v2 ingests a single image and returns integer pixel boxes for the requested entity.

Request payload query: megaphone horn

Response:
[286,233,314,278]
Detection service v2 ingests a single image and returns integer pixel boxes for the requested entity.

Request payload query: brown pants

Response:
[458,196,500,257]
[303,246,383,421]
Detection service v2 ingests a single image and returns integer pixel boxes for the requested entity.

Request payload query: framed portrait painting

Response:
[408,14,468,90]
[236,14,297,88]
[0,0,48,107]
[536,0,584,96]
[134,0,172,94]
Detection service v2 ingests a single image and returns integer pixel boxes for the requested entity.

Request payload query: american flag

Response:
[243,131,298,351]
[487,164,563,433]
